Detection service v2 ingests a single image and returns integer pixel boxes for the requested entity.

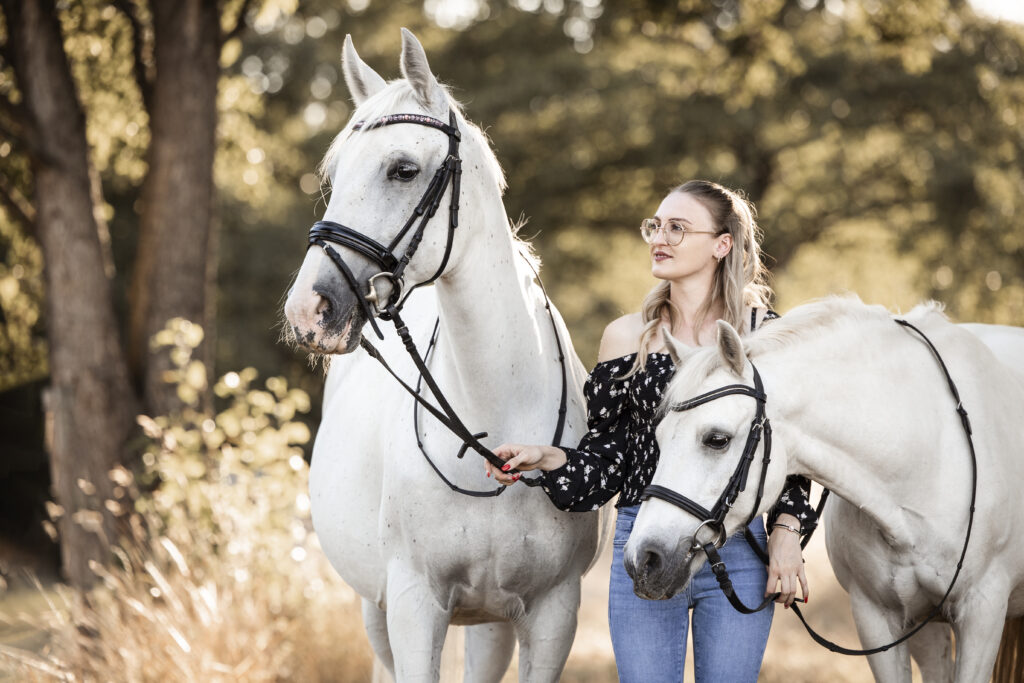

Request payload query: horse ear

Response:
[399,28,446,113]
[661,327,696,368]
[342,34,386,106]
[716,320,747,377]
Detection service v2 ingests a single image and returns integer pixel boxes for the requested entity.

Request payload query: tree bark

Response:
[128,0,220,416]
[3,0,138,589]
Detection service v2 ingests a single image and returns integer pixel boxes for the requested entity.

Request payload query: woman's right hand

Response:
[486,444,566,485]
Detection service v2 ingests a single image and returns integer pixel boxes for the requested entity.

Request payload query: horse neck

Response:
[430,177,556,428]
[761,324,946,547]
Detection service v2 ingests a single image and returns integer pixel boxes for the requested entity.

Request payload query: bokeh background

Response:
[0,0,1021,680]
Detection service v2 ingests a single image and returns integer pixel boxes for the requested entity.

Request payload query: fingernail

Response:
[805,596,809,604]
[501,464,510,472]
[486,471,491,478]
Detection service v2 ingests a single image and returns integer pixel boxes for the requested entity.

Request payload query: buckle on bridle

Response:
[365,272,404,316]
[692,518,728,550]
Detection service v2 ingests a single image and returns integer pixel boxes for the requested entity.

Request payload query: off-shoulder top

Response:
[538,312,818,535]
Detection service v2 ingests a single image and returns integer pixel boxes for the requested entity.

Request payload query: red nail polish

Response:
[486,471,491,477]
[513,474,520,481]
[501,464,510,472]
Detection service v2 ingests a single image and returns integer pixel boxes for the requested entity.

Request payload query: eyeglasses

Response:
[640,218,718,246]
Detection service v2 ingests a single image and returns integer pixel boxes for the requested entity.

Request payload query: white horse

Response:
[284,30,602,682]
[623,297,1024,683]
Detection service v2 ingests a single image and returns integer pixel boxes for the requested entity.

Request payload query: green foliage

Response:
[0,0,1021,382]
[0,215,45,391]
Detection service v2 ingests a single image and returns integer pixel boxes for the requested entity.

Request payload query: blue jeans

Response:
[609,505,773,682]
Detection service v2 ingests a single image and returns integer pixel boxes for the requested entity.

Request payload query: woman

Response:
[487,180,816,682]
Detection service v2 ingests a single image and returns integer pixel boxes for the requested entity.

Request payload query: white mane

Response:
[664,296,949,409]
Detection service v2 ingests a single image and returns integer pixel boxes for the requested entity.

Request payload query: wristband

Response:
[771,522,801,536]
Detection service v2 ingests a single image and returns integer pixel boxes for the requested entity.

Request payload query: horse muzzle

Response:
[284,282,367,355]
[624,537,696,600]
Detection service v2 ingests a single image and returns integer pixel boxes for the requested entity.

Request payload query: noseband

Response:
[308,110,462,340]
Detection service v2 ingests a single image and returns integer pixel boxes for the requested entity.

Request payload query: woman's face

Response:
[649,192,732,282]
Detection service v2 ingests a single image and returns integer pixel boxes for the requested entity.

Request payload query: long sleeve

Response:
[540,359,633,512]
[767,475,818,535]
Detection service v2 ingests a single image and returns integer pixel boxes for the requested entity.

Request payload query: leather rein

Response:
[642,319,979,655]
[306,109,566,494]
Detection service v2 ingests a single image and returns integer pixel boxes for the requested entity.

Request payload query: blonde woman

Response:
[488,180,815,682]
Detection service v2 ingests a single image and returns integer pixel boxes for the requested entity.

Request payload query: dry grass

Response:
[0,320,372,682]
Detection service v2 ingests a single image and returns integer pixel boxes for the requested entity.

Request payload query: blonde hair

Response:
[621,180,772,378]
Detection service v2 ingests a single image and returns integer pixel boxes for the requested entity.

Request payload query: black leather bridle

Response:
[641,363,779,614]
[306,109,565,494]
[308,111,463,342]
[639,319,979,655]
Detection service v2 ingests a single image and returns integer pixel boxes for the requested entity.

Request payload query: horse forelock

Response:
[658,296,950,415]
[317,79,541,273]
[318,80,505,191]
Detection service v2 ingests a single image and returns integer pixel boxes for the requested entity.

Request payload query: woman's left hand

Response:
[765,513,808,607]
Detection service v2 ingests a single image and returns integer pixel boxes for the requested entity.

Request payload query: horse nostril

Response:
[641,549,662,576]
[315,294,331,316]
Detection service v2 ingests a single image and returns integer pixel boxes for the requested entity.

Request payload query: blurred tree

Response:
[0,0,261,587]
[0,0,137,588]
[120,0,227,417]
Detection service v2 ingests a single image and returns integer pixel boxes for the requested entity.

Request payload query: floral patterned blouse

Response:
[539,310,818,535]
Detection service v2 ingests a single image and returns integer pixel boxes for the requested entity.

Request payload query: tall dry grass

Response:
[1,319,372,682]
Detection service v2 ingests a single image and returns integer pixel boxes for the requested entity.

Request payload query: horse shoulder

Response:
[598,312,644,362]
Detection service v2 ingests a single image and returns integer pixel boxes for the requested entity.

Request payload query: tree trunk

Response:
[128,0,220,416]
[3,0,138,589]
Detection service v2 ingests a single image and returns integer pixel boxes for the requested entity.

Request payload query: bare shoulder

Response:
[597,313,645,362]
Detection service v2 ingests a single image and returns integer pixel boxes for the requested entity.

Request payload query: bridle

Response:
[307,111,463,342]
[639,319,980,655]
[305,108,565,493]
[641,363,778,614]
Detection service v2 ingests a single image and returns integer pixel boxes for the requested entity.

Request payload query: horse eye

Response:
[388,161,420,182]
[702,432,731,450]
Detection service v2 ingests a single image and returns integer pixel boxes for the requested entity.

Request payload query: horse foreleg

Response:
[385,566,450,682]
[951,594,1008,683]
[463,622,516,683]
[908,622,953,683]
[849,590,913,683]
[363,598,396,681]
[514,580,580,683]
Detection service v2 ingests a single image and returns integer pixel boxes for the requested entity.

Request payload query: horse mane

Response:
[662,296,948,413]
[746,296,947,359]
[317,80,540,273]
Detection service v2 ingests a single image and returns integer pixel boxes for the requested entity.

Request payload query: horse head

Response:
[624,321,790,600]
[285,29,487,355]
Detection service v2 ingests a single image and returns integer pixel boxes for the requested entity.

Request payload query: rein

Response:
[790,318,979,655]
[641,318,979,653]
[308,109,567,493]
